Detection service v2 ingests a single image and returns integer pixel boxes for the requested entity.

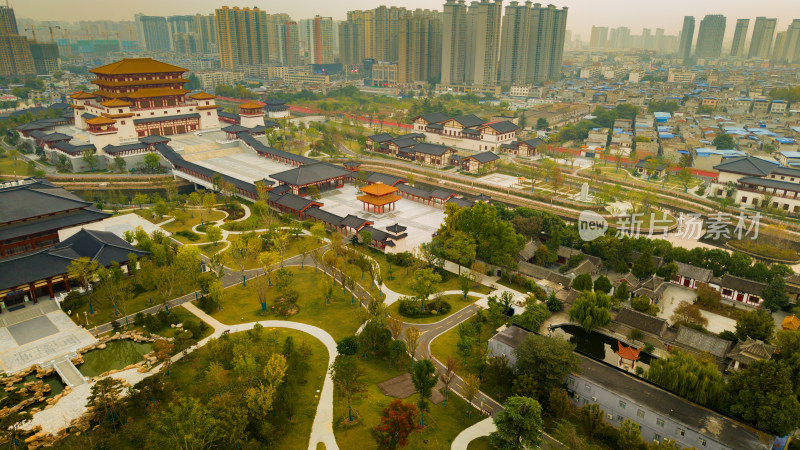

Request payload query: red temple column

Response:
[29,283,38,303]
[46,279,54,298]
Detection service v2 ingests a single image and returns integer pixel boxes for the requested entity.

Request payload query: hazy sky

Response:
[15,0,800,40]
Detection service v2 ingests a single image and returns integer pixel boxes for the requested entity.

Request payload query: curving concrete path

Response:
[182,303,339,450]
[451,418,496,450]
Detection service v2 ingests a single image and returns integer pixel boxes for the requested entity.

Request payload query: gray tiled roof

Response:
[713,156,779,176]
[270,162,350,186]
[675,326,731,358]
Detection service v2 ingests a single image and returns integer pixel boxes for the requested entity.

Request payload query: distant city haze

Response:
[15,0,798,40]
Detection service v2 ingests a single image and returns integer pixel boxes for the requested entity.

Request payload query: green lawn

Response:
[169,328,328,450]
[222,235,323,271]
[429,314,508,403]
[199,243,225,258]
[467,436,493,450]
[389,294,480,324]
[204,267,365,341]
[333,356,485,450]
[358,249,493,297]
[162,209,226,235]
[68,275,198,329]
[0,156,25,176]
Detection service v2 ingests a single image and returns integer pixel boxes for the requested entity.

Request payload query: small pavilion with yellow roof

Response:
[357,182,401,214]
[782,315,800,331]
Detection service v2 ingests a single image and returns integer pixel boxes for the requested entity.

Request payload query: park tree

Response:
[514,334,580,391]
[593,275,612,294]
[735,310,776,342]
[632,248,656,279]
[536,117,549,130]
[206,225,222,247]
[614,282,630,301]
[462,373,481,415]
[404,326,420,360]
[144,152,161,172]
[646,351,728,409]
[410,267,442,310]
[695,283,722,309]
[670,301,709,329]
[439,357,457,405]
[371,400,421,450]
[437,201,525,268]
[150,397,222,449]
[443,230,477,274]
[676,167,693,192]
[336,335,361,356]
[727,360,800,436]
[578,403,605,442]
[572,273,593,291]
[488,396,544,450]
[227,235,254,283]
[330,355,366,423]
[618,419,644,449]
[411,359,438,428]
[67,257,99,313]
[569,291,612,332]
[114,156,126,173]
[762,276,790,312]
[86,377,125,430]
[81,149,98,172]
[712,133,736,150]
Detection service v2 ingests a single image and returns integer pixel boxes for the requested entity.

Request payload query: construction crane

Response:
[24,26,38,43]
[47,25,61,44]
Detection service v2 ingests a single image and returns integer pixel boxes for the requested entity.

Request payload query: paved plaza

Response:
[59,212,162,241]
[657,285,736,334]
[319,184,445,249]
[191,150,296,184]
[0,301,96,374]
[478,173,521,189]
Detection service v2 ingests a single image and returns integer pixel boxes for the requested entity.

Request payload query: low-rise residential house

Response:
[710,274,766,308]
[499,138,542,157]
[671,262,713,288]
[726,338,774,372]
[488,324,532,367]
[634,157,667,178]
[631,275,669,304]
[452,151,500,173]
[567,354,772,450]
[675,326,732,360]
[614,308,669,337]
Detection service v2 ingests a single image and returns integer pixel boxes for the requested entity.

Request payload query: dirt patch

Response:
[377,373,445,404]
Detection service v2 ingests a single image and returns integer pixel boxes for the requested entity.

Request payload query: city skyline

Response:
[14,0,798,42]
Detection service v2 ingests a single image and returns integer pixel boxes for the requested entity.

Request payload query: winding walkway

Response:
[451,418,496,450]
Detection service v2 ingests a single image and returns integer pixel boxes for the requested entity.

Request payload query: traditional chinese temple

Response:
[70,58,220,151]
[357,182,401,214]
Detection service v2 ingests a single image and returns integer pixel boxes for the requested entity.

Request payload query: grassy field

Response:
[388,294,480,324]
[102,305,213,342]
[429,314,507,403]
[170,328,328,450]
[333,356,485,450]
[362,249,493,297]
[204,267,365,341]
[161,209,226,235]
[222,235,323,271]
[0,156,25,176]
[68,276,198,329]
[467,436,493,449]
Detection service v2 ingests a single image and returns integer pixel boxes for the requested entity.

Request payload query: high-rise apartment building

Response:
[774,19,800,63]
[279,21,300,66]
[498,1,567,84]
[309,16,334,65]
[338,20,363,65]
[678,16,695,61]
[464,0,503,86]
[748,17,777,59]
[441,0,467,85]
[167,15,193,52]
[397,9,441,84]
[192,14,217,55]
[266,13,291,64]
[372,6,405,62]
[135,14,171,52]
[0,5,35,76]
[590,26,608,49]
[695,14,726,58]
[730,19,749,57]
[214,6,269,69]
